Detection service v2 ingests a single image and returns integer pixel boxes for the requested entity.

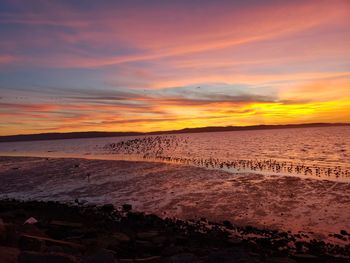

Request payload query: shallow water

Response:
[0,126,349,181]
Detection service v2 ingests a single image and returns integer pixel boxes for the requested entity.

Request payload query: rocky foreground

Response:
[0,200,349,263]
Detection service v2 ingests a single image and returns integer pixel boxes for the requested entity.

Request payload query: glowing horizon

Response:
[1,0,349,136]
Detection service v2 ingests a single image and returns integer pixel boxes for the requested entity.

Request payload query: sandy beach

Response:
[1,156,349,246]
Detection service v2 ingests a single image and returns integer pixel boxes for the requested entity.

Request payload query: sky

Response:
[0,0,349,136]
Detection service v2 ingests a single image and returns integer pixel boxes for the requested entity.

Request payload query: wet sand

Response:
[0,156,349,244]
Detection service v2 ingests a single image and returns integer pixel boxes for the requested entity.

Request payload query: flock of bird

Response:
[104,135,185,157]
[104,136,350,180]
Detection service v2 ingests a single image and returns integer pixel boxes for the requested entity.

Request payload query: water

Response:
[0,126,349,181]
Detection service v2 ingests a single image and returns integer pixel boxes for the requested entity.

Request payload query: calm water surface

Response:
[1,126,349,181]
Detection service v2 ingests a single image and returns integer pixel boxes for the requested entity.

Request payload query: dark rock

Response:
[292,254,319,263]
[20,224,46,237]
[222,220,234,230]
[174,235,188,245]
[1,199,349,262]
[161,246,184,257]
[0,218,6,242]
[82,231,98,239]
[0,245,20,263]
[46,245,81,257]
[268,257,297,263]
[19,234,45,252]
[205,249,258,263]
[166,253,197,263]
[3,223,17,245]
[134,256,161,262]
[227,238,242,246]
[101,204,115,213]
[333,233,346,240]
[46,245,65,254]
[137,231,159,240]
[50,220,83,228]
[340,230,348,236]
[112,232,131,242]
[20,234,84,253]
[84,248,115,263]
[151,235,167,245]
[19,251,79,263]
[135,239,154,249]
[122,204,132,212]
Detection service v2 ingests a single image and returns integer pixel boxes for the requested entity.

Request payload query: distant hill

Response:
[0,131,143,143]
[0,123,349,143]
[150,123,350,135]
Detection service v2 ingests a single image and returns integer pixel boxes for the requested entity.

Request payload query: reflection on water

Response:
[0,126,349,181]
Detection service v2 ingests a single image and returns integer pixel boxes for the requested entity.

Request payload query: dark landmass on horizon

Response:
[1,122,349,143]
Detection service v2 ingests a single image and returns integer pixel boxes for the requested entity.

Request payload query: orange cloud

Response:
[1,84,349,136]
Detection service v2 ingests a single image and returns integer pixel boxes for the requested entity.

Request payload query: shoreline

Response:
[1,153,349,183]
[0,199,349,262]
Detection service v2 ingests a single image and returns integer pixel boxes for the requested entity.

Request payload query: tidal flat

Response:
[1,156,349,245]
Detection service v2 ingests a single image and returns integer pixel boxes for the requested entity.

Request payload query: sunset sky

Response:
[0,0,349,135]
